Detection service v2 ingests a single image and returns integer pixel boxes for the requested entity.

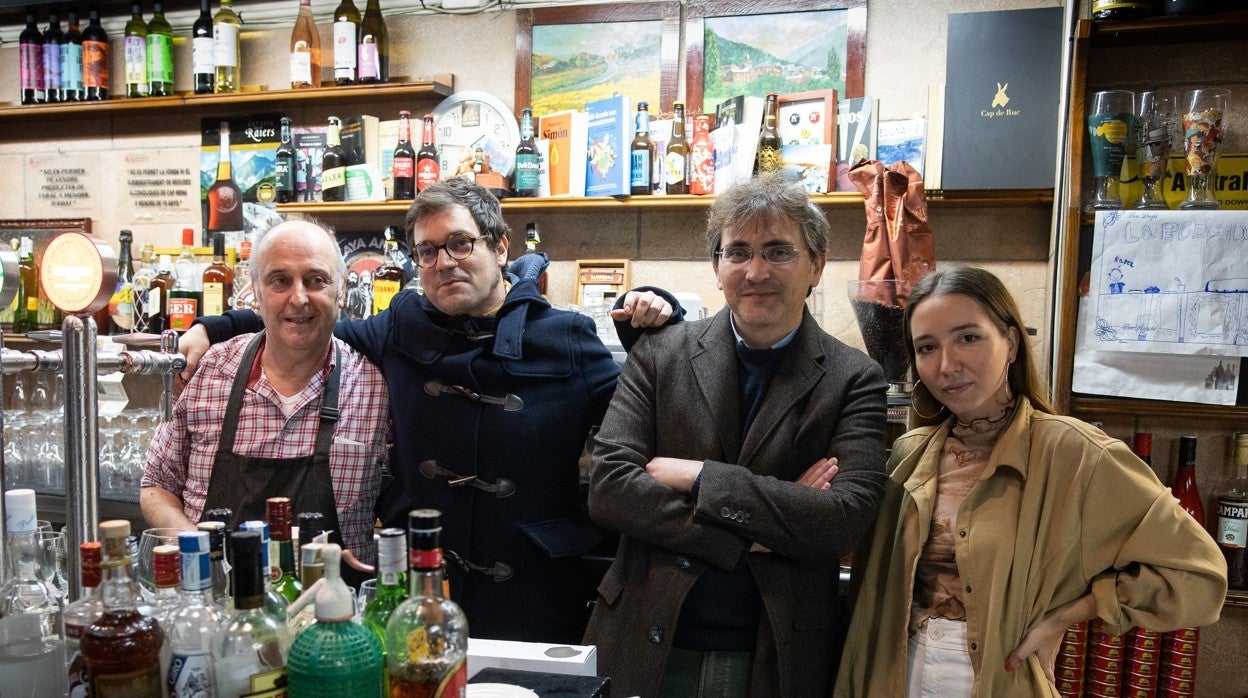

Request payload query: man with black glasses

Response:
[584,174,888,696]
[180,179,677,643]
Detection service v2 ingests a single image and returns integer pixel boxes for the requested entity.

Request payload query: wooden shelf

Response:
[1070,395,1248,421]
[0,76,455,121]
[277,188,1054,215]
[1088,11,1248,48]
[1227,589,1248,609]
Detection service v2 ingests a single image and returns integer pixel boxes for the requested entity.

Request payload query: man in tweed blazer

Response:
[585,174,889,697]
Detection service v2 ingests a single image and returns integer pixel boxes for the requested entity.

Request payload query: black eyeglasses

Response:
[714,245,804,265]
[414,233,484,268]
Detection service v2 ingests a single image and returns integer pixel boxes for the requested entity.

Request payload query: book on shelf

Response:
[925,84,945,188]
[537,109,588,197]
[941,7,1062,189]
[584,94,631,197]
[780,143,835,193]
[713,95,765,189]
[377,118,400,200]
[835,96,878,191]
[293,127,328,203]
[877,118,927,177]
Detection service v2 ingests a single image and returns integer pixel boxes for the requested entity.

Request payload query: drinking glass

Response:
[356,578,378,620]
[1133,90,1180,209]
[1180,88,1231,209]
[1087,90,1136,210]
[137,527,182,594]
[36,530,68,599]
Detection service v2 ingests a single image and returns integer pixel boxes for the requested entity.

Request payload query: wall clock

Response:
[430,91,521,180]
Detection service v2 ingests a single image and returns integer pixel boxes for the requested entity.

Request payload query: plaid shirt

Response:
[143,334,391,563]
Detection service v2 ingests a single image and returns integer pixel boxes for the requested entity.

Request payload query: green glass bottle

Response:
[362,527,407,691]
[266,497,302,604]
[123,1,149,98]
[239,520,290,622]
[145,0,173,96]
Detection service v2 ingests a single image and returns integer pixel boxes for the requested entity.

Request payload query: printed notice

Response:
[27,152,103,215]
[115,149,200,223]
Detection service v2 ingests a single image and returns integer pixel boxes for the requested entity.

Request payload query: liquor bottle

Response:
[357,0,388,84]
[81,519,163,697]
[19,8,44,105]
[146,255,176,333]
[1092,0,1150,20]
[332,0,361,85]
[124,1,149,98]
[166,531,222,698]
[14,237,39,334]
[1132,431,1152,466]
[202,233,235,316]
[42,10,64,104]
[191,0,214,94]
[630,101,654,196]
[0,489,67,698]
[275,117,298,204]
[514,107,540,197]
[690,114,715,196]
[213,530,291,697]
[393,110,417,200]
[288,542,324,633]
[1173,435,1205,523]
[232,240,253,310]
[323,116,348,202]
[416,113,440,192]
[82,5,109,101]
[287,544,385,697]
[61,9,84,102]
[385,509,468,697]
[756,92,782,174]
[106,230,137,334]
[373,227,407,314]
[524,222,548,297]
[66,542,104,696]
[208,121,246,233]
[665,101,690,194]
[296,511,326,579]
[146,0,173,96]
[238,521,290,622]
[362,528,407,672]
[1215,432,1248,590]
[213,0,242,94]
[290,0,321,89]
[168,229,201,332]
[266,498,302,604]
[196,521,230,608]
[149,544,182,624]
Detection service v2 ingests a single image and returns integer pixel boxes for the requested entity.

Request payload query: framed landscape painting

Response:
[516,3,681,117]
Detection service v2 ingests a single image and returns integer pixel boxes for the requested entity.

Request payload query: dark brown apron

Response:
[201,332,344,550]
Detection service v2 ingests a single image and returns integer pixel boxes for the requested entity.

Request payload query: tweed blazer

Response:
[584,307,888,697]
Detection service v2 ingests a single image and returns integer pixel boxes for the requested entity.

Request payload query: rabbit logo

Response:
[992,83,1010,108]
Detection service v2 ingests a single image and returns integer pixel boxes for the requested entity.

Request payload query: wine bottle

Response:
[196,521,231,609]
[362,528,407,658]
[202,233,235,316]
[0,489,67,698]
[1215,432,1248,590]
[13,237,39,334]
[358,0,388,84]
[146,0,174,97]
[191,0,214,94]
[213,530,291,697]
[61,9,84,102]
[107,230,137,334]
[265,497,302,604]
[416,113,439,192]
[42,10,64,103]
[289,0,321,89]
[514,107,540,197]
[19,8,44,105]
[296,511,326,580]
[385,510,468,696]
[665,101,690,194]
[393,110,416,200]
[237,521,290,622]
[213,0,242,94]
[81,519,163,697]
[756,92,782,174]
[166,531,222,698]
[1132,431,1152,466]
[332,0,361,85]
[123,1,149,98]
[1173,435,1205,523]
[287,544,385,696]
[276,117,297,204]
[323,116,348,202]
[372,226,407,314]
[82,5,109,101]
[208,121,246,233]
[630,101,653,196]
[65,542,104,696]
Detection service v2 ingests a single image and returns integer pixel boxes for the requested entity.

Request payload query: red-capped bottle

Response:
[416,113,440,192]
[689,114,715,196]
[1173,435,1205,523]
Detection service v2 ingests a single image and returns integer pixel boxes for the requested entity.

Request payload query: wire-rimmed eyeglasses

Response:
[714,244,804,265]
[414,233,484,268]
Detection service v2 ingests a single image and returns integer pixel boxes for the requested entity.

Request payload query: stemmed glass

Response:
[1133,90,1180,209]
[1087,90,1136,211]
[137,527,182,595]
[1180,88,1231,209]
[36,530,69,600]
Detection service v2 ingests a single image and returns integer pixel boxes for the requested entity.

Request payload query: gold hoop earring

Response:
[910,379,947,420]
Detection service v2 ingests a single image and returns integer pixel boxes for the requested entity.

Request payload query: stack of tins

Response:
[1124,628,1161,697]
[1158,628,1200,696]
[1086,618,1126,696]
[1056,620,1088,696]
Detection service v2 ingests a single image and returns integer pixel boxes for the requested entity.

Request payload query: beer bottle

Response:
[513,107,540,197]
[630,101,653,196]
[665,101,689,195]
[323,116,348,202]
[393,110,416,200]
[756,92,782,174]
[416,113,440,192]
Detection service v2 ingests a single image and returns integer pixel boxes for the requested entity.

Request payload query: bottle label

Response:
[333,22,358,75]
[515,154,540,193]
[373,279,400,314]
[393,156,415,179]
[392,656,467,697]
[192,36,214,74]
[19,44,43,90]
[690,140,715,195]
[110,282,136,331]
[275,157,294,193]
[290,51,312,86]
[323,165,347,190]
[417,158,440,191]
[147,34,173,83]
[43,42,63,90]
[214,24,239,67]
[664,152,687,186]
[203,282,226,316]
[1217,499,1248,548]
[168,296,198,331]
[358,42,379,80]
[168,650,215,698]
[756,145,782,174]
[631,150,651,189]
[83,40,109,89]
[61,43,83,91]
[94,662,163,697]
[124,35,148,86]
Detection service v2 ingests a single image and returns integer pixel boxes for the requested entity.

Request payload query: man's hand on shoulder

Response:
[611,290,674,328]
[176,323,211,393]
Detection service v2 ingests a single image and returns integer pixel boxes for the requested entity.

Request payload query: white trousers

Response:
[907,617,975,698]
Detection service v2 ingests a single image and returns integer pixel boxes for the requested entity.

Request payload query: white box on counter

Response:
[467,638,598,677]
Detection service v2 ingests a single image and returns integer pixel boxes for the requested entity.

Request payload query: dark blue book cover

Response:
[584,94,631,197]
[941,7,1063,189]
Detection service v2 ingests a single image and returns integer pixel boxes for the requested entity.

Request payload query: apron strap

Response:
[217,332,267,455]
[312,342,341,458]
